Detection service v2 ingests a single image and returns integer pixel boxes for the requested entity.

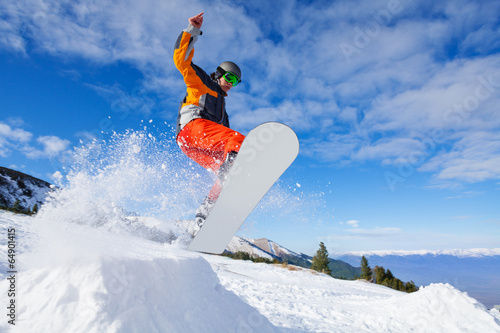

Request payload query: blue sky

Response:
[1,0,499,255]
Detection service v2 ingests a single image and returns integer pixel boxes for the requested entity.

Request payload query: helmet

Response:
[217,61,241,81]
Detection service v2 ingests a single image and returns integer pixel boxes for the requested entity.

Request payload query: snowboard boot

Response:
[218,151,238,184]
[194,196,216,235]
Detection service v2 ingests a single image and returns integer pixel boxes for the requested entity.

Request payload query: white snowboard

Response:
[188,122,299,254]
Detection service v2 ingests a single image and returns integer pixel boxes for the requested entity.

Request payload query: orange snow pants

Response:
[177,118,245,200]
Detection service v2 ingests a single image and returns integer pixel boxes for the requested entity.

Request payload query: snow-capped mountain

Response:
[336,248,500,258]
[335,250,500,309]
[227,236,311,263]
[227,236,362,279]
[0,166,51,211]
[226,236,278,260]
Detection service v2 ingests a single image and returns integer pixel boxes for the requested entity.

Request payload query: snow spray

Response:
[27,125,324,258]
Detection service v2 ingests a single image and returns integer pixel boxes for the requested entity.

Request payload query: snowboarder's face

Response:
[219,76,233,93]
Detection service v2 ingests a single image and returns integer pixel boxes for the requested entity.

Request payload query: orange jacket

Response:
[173,24,230,136]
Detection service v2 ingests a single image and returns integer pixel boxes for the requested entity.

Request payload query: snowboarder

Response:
[173,12,244,233]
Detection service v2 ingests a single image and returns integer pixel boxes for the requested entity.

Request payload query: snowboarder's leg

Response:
[195,195,215,230]
[194,150,238,229]
[177,119,245,232]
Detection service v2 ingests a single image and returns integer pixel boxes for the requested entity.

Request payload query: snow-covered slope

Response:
[209,255,500,333]
[0,211,278,332]
[0,166,51,211]
[16,253,277,332]
[1,210,500,333]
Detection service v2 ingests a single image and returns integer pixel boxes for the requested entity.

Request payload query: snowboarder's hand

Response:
[189,12,204,29]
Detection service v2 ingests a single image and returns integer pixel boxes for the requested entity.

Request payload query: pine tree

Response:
[393,278,405,291]
[233,251,252,261]
[371,264,419,293]
[405,281,418,293]
[32,203,39,214]
[12,200,22,213]
[373,265,386,284]
[360,255,372,280]
[311,242,332,276]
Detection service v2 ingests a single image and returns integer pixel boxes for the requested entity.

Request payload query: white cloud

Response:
[0,0,197,73]
[420,131,500,183]
[353,138,427,164]
[0,120,70,160]
[0,18,26,54]
[0,122,32,142]
[25,136,71,159]
[365,56,500,134]
[0,122,33,157]
[38,136,71,157]
[346,220,360,228]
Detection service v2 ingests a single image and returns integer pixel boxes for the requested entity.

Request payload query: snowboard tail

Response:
[188,122,299,254]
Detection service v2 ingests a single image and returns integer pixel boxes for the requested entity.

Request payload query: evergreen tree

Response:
[311,242,332,276]
[12,200,22,213]
[393,278,405,291]
[360,255,372,280]
[373,265,386,284]
[365,263,418,293]
[233,251,252,261]
[405,281,418,293]
[385,269,394,281]
[32,203,39,214]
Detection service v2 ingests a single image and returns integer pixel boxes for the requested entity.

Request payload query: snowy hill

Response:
[336,250,500,309]
[0,166,51,211]
[1,210,500,332]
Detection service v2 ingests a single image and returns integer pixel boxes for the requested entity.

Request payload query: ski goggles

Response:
[223,71,241,87]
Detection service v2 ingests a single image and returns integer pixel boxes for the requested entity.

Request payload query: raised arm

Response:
[174,12,204,70]
[188,12,204,29]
